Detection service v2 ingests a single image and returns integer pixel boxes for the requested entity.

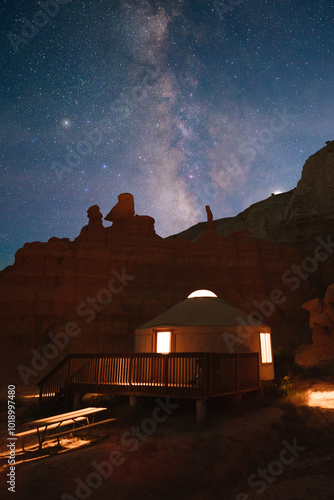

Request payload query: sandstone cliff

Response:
[169,141,334,256]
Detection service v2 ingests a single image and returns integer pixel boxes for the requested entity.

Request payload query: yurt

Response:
[135,289,275,386]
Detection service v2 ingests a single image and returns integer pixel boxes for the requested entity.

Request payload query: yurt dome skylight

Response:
[187,289,218,299]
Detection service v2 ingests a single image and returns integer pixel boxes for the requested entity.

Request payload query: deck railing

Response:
[38,352,259,403]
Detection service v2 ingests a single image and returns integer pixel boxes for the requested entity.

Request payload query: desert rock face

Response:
[169,141,334,256]
[1,142,334,389]
[277,141,334,251]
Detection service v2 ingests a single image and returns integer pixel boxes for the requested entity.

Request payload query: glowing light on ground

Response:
[307,390,334,409]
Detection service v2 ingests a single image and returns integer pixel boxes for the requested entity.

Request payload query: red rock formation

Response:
[205,205,215,232]
[0,197,324,390]
[296,283,334,366]
[105,192,135,223]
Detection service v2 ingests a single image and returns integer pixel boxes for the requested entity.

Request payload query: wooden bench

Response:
[44,418,117,440]
[14,407,111,453]
[15,416,88,438]
[42,417,117,453]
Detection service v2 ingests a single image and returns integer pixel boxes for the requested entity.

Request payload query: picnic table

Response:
[15,407,115,453]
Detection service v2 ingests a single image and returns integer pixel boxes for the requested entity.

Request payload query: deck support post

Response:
[73,393,82,410]
[196,399,207,424]
[129,396,138,408]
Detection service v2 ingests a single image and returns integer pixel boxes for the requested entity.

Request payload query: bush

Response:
[270,376,296,400]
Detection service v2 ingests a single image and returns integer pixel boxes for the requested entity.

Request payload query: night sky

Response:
[1,0,333,270]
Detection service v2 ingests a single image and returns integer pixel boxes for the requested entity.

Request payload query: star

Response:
[61,119,71,129]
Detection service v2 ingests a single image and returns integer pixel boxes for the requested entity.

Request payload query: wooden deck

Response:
[38,352,260,404]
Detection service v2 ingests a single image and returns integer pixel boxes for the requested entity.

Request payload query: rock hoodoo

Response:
[104,192,156,236]
[105,193,135,222]
[87,205,103,226]
[296,283,334,366]
[303,283,334,335]
[205,205,215,232]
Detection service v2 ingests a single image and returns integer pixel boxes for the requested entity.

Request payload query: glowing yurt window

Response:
[187,289,218,298]
[260,333,273,364]
[156,331,171,353]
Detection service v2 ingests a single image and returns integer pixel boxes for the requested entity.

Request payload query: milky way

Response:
[1,0,333,269]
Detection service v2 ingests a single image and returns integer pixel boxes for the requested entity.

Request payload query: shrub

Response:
[270,376,296,400]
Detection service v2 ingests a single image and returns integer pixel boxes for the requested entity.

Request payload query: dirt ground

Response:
[0,383,333,500]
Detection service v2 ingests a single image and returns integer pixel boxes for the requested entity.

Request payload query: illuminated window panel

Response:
[260,333,272,364]
[156,331,171,353]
